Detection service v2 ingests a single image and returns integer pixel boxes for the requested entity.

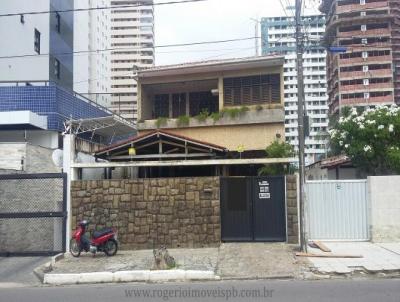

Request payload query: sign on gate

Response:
[305,180,369,241]
[258,181,270,199]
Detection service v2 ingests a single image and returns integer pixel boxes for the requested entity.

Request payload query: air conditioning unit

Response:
[364,92,370,99]
[363,79,369,86]
[360,0,366,5]
[363,65,369,72]
[361,25,367,32]
[362,51,368,59]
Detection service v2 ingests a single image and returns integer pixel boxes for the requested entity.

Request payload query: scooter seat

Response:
[93,228,113,239]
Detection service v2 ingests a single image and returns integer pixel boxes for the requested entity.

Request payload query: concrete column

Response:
[186,92,190,115]
[168,94,173,118]
[218,77,224,110]
[63,134,78,251]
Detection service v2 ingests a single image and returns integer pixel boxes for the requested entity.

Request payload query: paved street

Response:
[0,257,50,287]
[0,279,399,302]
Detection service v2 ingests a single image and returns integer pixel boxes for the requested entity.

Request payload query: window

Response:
[56,12,61,33]
[153,94,169,118]
[54,59,60,79]
[34,29,40,54]
[172,93,186,118]
[223,74,281,106]
[189,91,218,116]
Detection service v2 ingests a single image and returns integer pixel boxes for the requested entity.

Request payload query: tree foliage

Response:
[258,140,295,176]
[329,105,400,175]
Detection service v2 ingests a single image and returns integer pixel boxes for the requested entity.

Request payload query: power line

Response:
[73,46,257,85]
[0,36,260,60]
[0,0,208,18]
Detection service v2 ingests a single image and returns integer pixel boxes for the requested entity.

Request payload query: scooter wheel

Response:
[104,239,118,256]
[70,238,81,257]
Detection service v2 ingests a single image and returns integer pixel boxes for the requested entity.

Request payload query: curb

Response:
[33,253,65,283]
[43,270,219,285]
[220,274,294,281]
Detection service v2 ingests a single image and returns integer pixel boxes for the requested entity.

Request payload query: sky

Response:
[154,0,321,65]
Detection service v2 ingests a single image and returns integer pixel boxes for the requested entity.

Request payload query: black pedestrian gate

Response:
[220,176,286,242]
[0,173,67,256]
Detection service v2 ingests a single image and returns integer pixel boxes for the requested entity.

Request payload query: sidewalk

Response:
[306,242,400,275]
[50,248,218,274]
[44,243,307,284]
[39,242,400,285]
[216,243,306,279]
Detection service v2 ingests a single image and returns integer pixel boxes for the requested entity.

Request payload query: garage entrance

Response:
[220,176,286,242]
[0,173,67,256]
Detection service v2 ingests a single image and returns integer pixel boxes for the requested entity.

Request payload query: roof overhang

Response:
[72,157,297,169]
[320,155,352,169]
[0,111,47,130]
[95,130,228,161]
[138,56,285,79]
[64,116,136,138]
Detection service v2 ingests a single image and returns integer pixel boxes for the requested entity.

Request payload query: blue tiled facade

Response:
[0,84,111,132]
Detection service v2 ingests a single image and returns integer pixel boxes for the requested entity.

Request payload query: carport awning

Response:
[64,116,136,137]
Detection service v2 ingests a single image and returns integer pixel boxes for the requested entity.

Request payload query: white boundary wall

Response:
[369,176,400,242]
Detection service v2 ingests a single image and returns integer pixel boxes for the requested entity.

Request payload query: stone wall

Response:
[71,177,221,250]
[286,175,299,244]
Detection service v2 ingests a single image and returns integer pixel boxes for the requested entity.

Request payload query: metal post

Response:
[295,0,307,252]
[63,134,78,252]
[250,18,260,56]
[255,19,259,56]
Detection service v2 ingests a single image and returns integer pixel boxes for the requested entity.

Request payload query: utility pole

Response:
[295,0,307,252]
[255,19,259,56]
[250,18,260,56]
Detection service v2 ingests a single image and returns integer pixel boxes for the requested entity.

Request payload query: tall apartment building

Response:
[110,0,155,123]
[320,0,400,114]
[0,0,74,89]
[261,14,329,164]
[74,0,111,108]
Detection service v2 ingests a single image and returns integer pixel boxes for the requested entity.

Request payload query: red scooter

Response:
[70,220,118,257]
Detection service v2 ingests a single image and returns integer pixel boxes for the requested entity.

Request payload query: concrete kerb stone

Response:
[148,270,186,282]
[44,273,81,285]
[114,270,150,282]
[43,270,218,285]
[79,272,114,284]
[51,253,65,266]
[33,253,66,283]
[184,270,219,280]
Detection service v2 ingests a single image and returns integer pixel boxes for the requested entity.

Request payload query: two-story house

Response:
[95,55,290,177]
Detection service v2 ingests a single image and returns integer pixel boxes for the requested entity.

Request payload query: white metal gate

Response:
[305,180,369,240]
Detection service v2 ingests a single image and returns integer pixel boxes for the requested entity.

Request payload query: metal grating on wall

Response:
[305,180,369,241]
[0,173,67,256]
